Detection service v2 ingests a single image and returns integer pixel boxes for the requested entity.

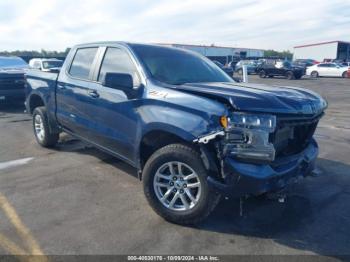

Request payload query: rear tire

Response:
[32,107,59,148]
[143,144,220,225]
[342,71,348,78]
[311,71,319,78]
[286,71,295,80]
[259,70,266,78]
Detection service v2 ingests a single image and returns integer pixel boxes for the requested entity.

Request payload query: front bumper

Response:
[208,138,318,197]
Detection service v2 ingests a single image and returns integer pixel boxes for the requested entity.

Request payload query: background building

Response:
[160,43,264,64]
[293,41,350,62]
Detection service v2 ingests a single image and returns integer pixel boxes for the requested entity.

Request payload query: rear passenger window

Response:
[69,48,98,79]
[98,47,139,85]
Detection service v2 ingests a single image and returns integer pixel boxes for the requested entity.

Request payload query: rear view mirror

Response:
[103,72,133,91]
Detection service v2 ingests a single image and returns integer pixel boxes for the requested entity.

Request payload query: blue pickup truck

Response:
[25,42,327,225]
[0,56,28,103]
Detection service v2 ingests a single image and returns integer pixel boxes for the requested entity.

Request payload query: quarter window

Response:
[69,48,98,79]
[98,47,139,85]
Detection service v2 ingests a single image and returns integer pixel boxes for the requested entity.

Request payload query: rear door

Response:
[56,46,100,139]
[317,64,329,76]
[327,64,340,76]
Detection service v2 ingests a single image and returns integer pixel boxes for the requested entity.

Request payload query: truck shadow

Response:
[199,158,350,257]
[50,137,350,257]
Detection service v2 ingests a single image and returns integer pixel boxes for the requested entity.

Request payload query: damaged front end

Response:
[195,112,323,198]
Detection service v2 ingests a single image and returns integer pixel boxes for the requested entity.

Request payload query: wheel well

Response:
[139,130,191,168]
[29,95,44,114]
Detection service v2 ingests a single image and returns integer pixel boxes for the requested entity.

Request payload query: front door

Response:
[86,46,142,163]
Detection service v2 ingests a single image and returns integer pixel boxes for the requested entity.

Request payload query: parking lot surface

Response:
[0,75,349,258]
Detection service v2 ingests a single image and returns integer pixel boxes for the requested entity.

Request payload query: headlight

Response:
[228,113,276,132]
[223,113,276,161]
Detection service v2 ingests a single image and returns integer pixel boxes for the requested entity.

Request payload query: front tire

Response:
[342,71,348,78]
[286,71,295,80]
[143,144,220,225]
[33,107,59,147]
[259,70,266,78]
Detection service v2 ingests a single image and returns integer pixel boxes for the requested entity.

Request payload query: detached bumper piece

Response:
[208,139,318,197]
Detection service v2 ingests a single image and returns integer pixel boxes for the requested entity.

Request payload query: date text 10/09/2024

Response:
[127,255,220,261]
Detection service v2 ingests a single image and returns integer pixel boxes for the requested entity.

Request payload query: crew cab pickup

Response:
[25,42,327,225]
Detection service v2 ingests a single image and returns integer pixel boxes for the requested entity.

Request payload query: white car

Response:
[29,58,63,72]
[306,63,349,78]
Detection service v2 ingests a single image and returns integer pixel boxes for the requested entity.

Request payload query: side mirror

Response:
[49,68,60,73]
[103,72,133,91]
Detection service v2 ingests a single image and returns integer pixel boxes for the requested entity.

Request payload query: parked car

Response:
[29,58,63,72]
[341,62,350,67]
[256,60,304,79]
[25,42,327,225]
[227,57,241,69]
[234,60,258,75]
[0,56,28,104]
[306,63,349,78]
[212,60,234,76]
[293,59,319,68]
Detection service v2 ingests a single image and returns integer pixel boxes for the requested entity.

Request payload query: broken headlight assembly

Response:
[222,112,277,161]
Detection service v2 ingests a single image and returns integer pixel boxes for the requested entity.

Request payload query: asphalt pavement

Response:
[0,75,349,259]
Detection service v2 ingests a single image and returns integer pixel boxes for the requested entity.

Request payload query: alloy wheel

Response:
[153,161,201,211]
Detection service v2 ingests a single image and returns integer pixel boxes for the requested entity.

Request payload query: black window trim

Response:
[93,46,141,85]
[67,46,100,82]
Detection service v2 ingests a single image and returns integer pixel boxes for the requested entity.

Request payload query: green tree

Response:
[264,49,293,60]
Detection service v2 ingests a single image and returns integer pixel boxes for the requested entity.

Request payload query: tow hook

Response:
[311,167,322,177]
[265,190,287,203]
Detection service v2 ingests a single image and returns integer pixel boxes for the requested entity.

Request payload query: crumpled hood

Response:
[175,82,327,115]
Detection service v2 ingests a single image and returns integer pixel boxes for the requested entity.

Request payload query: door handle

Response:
[87,89,100,98]
[57,84,66,90]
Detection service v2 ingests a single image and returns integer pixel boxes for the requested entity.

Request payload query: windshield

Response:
[283,61,292,68]
[0,57,28,69]
[42,60,63,69]
[130,44,233,85]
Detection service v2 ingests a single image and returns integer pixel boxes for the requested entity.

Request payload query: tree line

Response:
[264,49,293,60]
[0,48,293,60]
[0,48,70,58]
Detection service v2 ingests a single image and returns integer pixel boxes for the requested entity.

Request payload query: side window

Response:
[69,47,98,80]
[318,64,327,67]
[98,47,140,86]
[33,61,41,69]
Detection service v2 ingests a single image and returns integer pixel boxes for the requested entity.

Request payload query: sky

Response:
[0,0,350,52]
